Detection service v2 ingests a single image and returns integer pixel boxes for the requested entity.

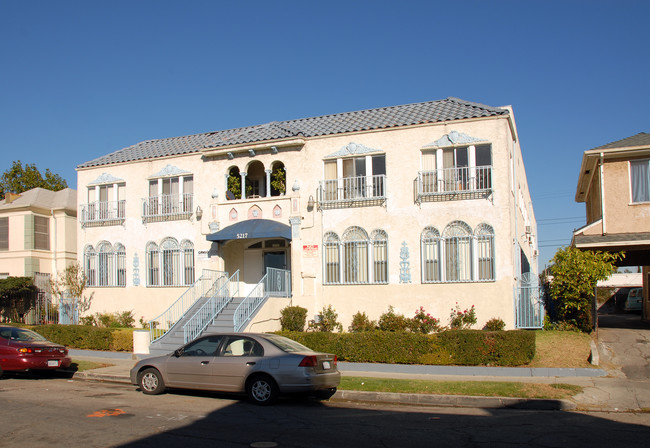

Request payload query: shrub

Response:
[408,306,441,334]
[275,330,536,366]
[308,305,343,332]
[378,306,409,332]
[114,311,135,328]
[448,303,477,330]
[483,318,506,331]
[110,328,135,351]
[280,305,308,332]
[348,311,377,332]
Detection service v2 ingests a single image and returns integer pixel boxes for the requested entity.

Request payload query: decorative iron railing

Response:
[515,273,545,329]
[149,269,226,342]
[318,175,386,207]
[142,193,193,221]
[234,268,290,332]
[80,200,126,226]
[416,166,492,202]
[182,271,239,343]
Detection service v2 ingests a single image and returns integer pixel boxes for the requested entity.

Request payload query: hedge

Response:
[26,325,135,352]
[277,330,536,366]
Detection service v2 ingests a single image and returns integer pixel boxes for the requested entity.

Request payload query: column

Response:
[241,172,247,200]
[265,169,272,197]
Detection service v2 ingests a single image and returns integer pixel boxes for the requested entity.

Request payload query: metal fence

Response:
[515,274,545,329]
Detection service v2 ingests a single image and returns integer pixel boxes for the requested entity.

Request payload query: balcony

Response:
[317,174,386,209]
[80,200,126,227]
[416,166,492,203]
[142,193,193,223]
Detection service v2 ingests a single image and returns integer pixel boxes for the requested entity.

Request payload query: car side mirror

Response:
[173,348,184,357]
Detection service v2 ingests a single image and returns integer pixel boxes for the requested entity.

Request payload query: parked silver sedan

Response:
[130,333,340,405]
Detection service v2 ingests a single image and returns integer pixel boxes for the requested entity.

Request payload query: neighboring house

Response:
[573,132,650,320]
[76,97,538,349]
[0,188,78,281]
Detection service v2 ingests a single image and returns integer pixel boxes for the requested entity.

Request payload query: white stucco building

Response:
[76,97,539,349]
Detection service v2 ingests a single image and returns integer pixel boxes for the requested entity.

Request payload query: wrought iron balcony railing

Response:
[142,193,193,222]
[80,200,126,227]
[416,166,492,203]
[318,174,386,208]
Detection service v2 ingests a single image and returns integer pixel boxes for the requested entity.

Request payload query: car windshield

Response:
[2,328,48,342]
[263,334,313,353]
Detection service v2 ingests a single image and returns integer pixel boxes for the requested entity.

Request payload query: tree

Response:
[0,160,67,200]
[50,263,94,316]
[548,246,623,331]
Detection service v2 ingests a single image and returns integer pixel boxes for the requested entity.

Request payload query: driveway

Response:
[596,313,650,379]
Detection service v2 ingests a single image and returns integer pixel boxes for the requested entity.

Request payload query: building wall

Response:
[601,158,650,234]
[77,113,536,329]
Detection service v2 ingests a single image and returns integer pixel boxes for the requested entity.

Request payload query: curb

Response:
[71,370,576,411]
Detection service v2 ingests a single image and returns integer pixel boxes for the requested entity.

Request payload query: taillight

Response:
[333,355,338,366]
[298,355,318,367]
[19,347,34,354]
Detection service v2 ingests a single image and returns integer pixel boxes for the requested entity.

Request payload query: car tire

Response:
[314,387,337,400]
[246,374,279,405]
[138,368,165,395]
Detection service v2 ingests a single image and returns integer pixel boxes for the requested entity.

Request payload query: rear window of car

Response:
[0,328,48,342]
[263,334,313,353]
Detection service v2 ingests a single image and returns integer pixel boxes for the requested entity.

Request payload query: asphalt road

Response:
[2,374,650,448]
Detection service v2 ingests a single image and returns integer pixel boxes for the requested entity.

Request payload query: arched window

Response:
[161,238,180,286]
[475,223,495,281]
[371,229,388,284]
[421,226,441,283]
[323,232,340,285]
[97,241,113,287]
[227,166,242,200]
[181,240,195,285]
[84,245,97,287]
[115,243,126,287]
[247,161,265,198]
[270,162,286,196]
[342,227,369,284]
[443,221,473,282]
[146,242,160,286]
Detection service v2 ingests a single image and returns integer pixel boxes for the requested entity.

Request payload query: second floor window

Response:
[144,173,193,220]
[34,216,50,250]
[0,217,8,251]
[630,159,650,203]
[321,154,386,204]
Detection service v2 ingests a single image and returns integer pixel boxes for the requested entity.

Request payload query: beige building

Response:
[0,188,77,280]
[76,97,539,351]
[573,132,650,320]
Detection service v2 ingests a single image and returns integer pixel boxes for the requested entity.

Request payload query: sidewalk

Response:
[68,349,649,412]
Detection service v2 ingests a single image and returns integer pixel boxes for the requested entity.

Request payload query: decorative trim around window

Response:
[323,226,388,285]
[421,222,495,283]
[84,241,126,287]
[145,238,195,287]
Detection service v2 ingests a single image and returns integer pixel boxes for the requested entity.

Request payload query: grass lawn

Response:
[340,376,582,400]
[528,330,593,368]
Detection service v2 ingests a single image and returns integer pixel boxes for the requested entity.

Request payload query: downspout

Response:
[600,152,606,235]
[51,209,58,280]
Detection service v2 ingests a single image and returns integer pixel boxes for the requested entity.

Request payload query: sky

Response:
[1,0,649,268]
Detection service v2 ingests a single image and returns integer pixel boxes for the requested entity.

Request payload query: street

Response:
[2,375,650,448]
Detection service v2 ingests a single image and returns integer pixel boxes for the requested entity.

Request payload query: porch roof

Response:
[206,219,291,242]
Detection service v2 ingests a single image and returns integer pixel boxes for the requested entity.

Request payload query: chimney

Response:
[5,192,21,203]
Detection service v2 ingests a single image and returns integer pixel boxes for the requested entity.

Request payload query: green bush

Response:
[110,328,135,351]
[437,330,535,366]
[279,305,308,332]
[348,312,377,332]
[308,305,343,332]
[483,318,506,331]
[378,306,409,332]
[30,325,114,351]
[276,329,536,366]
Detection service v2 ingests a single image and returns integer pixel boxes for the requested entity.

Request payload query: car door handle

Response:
[201,361,209,365]
[246,362,256,366]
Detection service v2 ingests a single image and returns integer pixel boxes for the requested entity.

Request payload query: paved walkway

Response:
[65,314,650,412]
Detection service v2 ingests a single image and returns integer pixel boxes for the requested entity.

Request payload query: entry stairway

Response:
[147,268,291,356]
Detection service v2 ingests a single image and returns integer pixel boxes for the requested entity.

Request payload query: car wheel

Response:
[314,387,337,400]
[138,368,165,395]
[246,374,278,405]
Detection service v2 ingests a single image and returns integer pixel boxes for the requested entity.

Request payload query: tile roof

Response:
[591,132,650,151]
[77,97,508,169]
[0,188,77,212]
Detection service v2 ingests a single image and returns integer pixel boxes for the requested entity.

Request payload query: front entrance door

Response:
[264,251,286,271]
